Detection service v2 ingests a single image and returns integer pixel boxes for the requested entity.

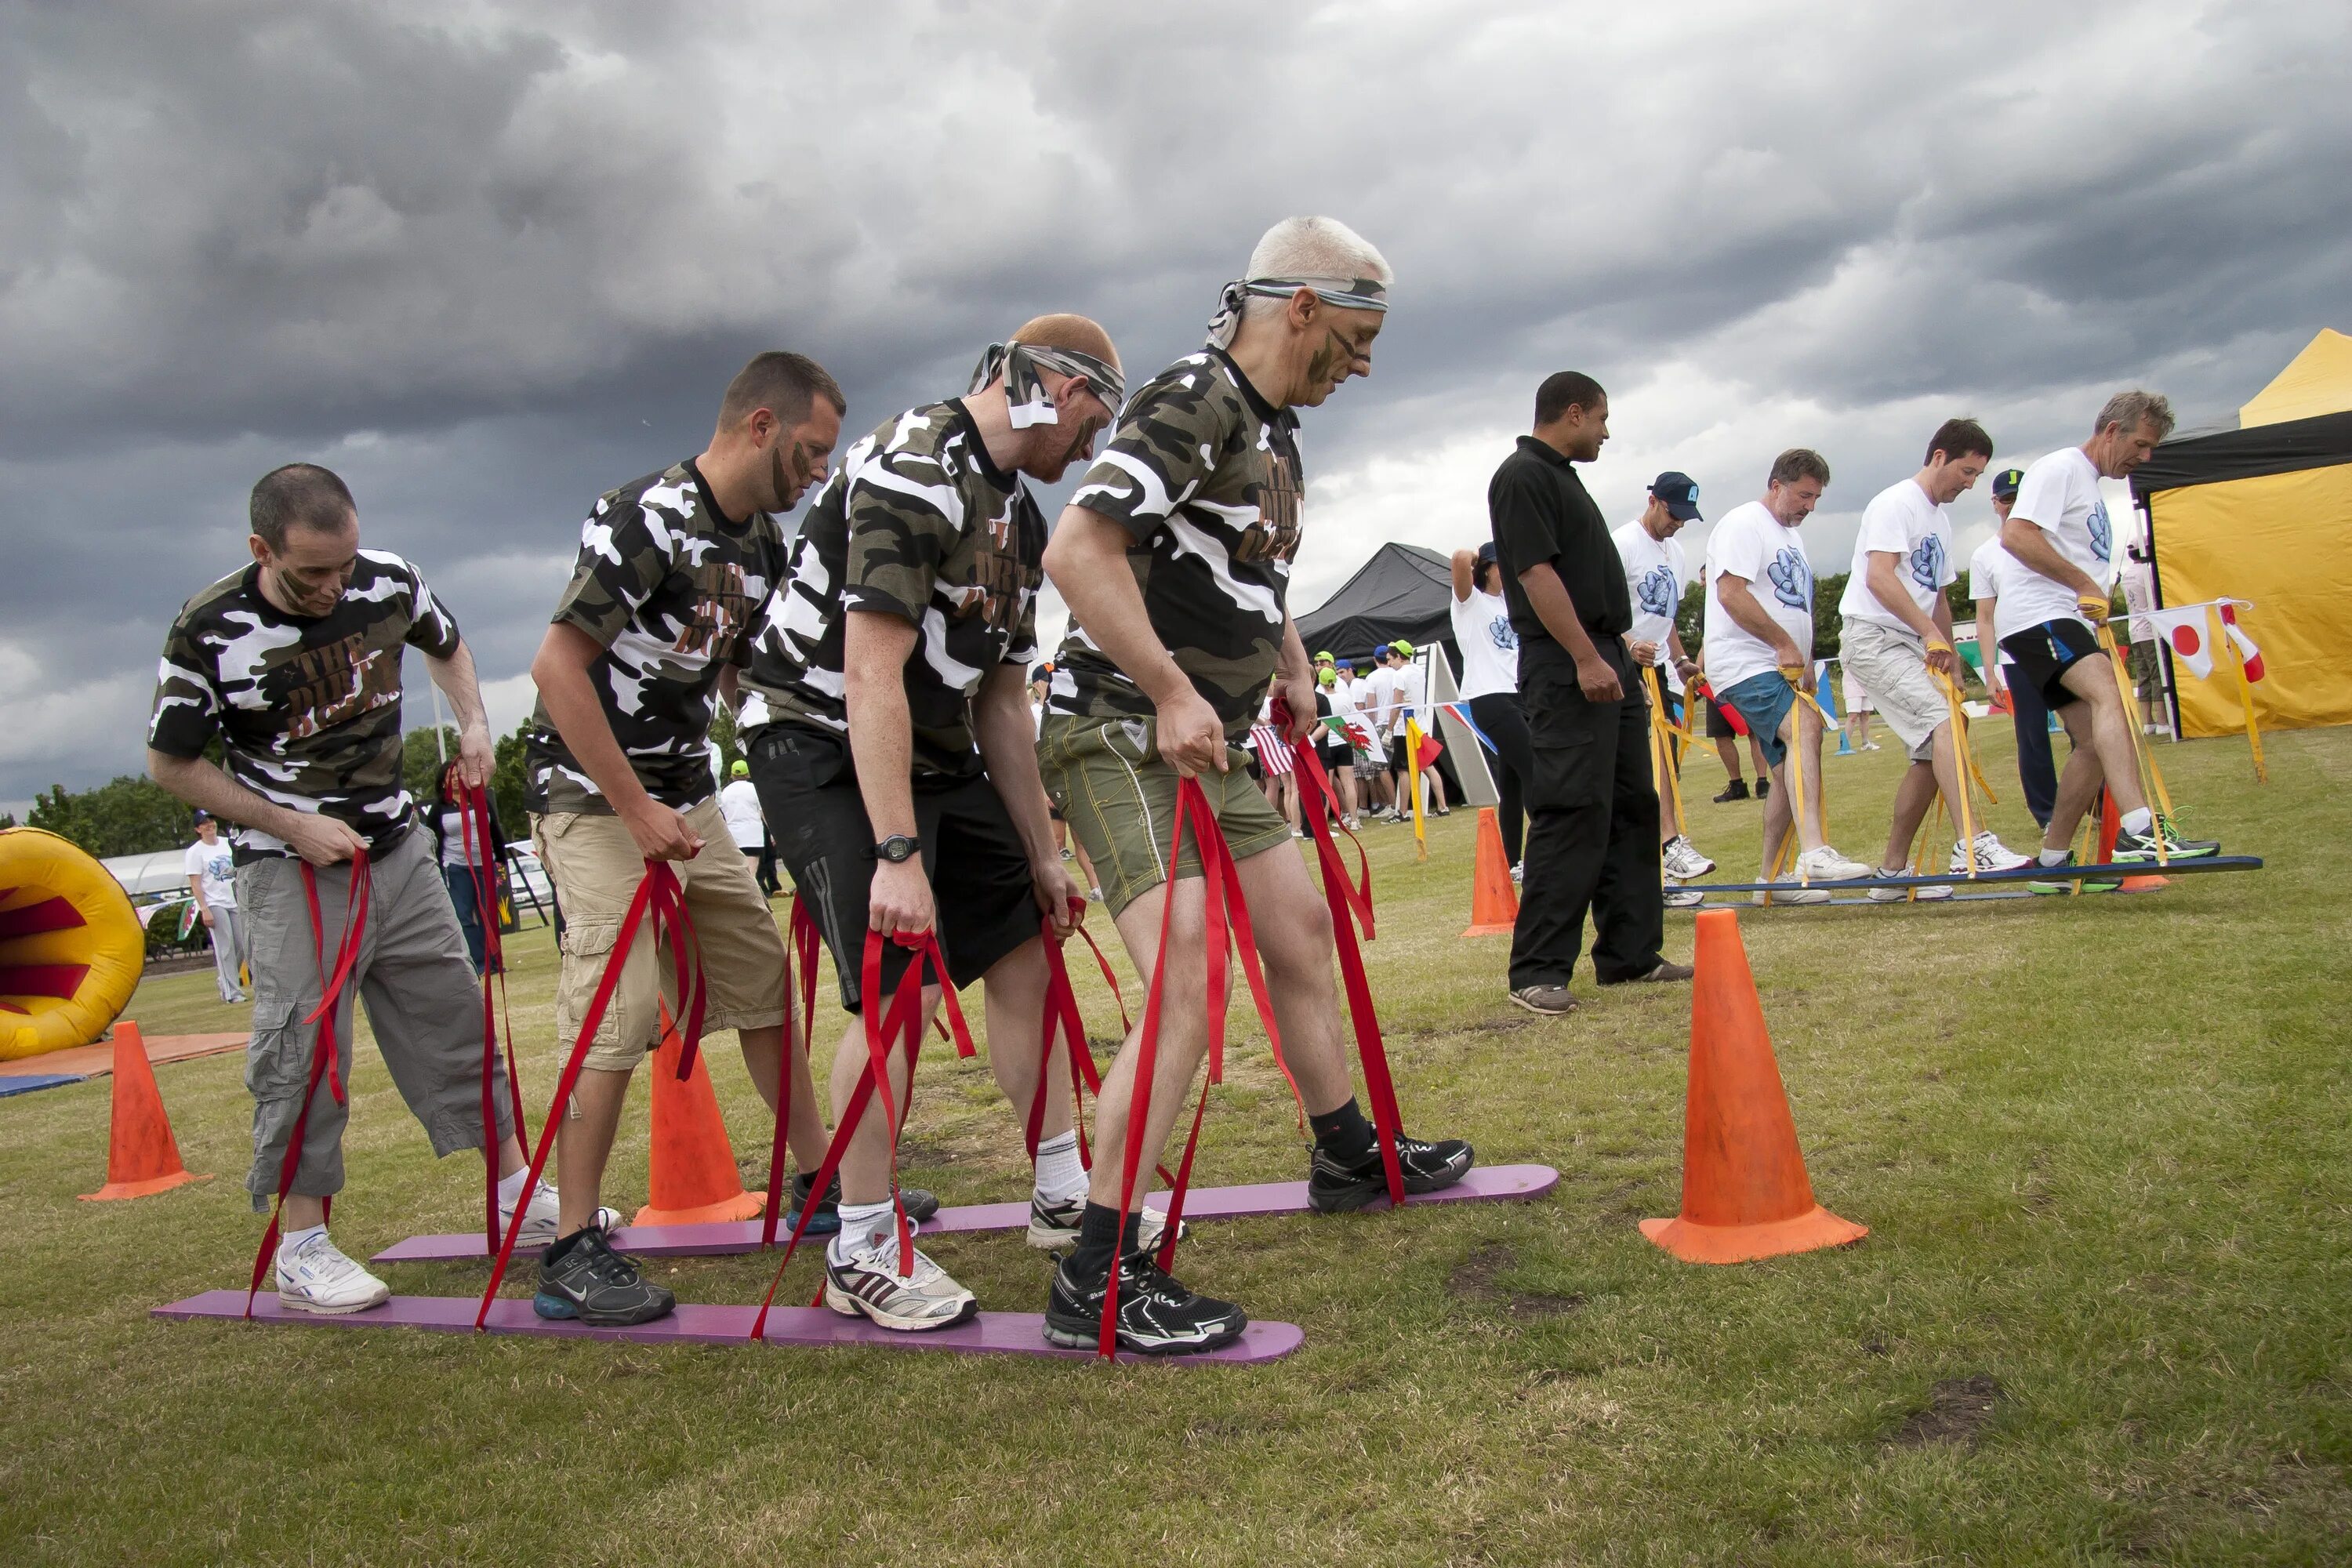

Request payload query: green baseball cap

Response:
[1389,640,1415,659]
[1313,649,1336,664]
[729,760,749,779]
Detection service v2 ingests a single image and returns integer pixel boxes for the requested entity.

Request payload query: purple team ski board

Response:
[151,1290,1304,1363]
[371,1163,1563,1265]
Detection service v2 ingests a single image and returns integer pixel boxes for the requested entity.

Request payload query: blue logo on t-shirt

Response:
[2087,499,2111,564]
[1766,547,1811,612]
[1486,613,1517,652]
[1637,564,1679,618]
[1908,533,1947,591]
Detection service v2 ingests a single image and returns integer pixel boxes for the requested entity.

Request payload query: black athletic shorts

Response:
[1704,693,1738,739]
[2000,619,2100,712]
[1388,736,1410,773]
[746,723,1038,1013]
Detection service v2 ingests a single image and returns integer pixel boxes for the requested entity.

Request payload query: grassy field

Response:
[3,721,2347,1565]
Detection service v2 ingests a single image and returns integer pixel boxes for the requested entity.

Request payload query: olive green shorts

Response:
[1036,713,1296,918]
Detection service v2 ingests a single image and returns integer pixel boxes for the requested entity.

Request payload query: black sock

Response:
[1311,1098,1377,1163]
[1068,1201,1135,1280]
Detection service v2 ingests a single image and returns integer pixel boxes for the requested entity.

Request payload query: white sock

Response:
[496,1167,531,1206]
[1033,1131,1087,1206]
[279,1223,327,1260]
[2122,807,2154,834]
[2038,848,2071,866]
[829,1199,898,1264]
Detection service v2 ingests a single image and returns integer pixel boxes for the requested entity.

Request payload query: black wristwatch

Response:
[873,834,920,864]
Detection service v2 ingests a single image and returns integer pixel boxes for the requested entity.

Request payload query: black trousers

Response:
[2006,678,2058,829]
[1509,641,1664,989]
[1467,691,1532,867]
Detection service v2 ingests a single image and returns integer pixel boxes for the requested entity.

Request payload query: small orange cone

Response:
[1461,806,1519,938]
[2100,793,2169,893]
[1641,911,1865,1263]
[633,1019,764,1227]
[78,1022,212,1201]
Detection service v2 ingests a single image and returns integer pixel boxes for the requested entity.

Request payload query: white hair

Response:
[1238,216,1392,325]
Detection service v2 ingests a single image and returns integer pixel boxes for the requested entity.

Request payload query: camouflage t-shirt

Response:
[1047,347,1302,735]
[524,459,782,815]
[147,551,461,857]
[739,400,1041,779]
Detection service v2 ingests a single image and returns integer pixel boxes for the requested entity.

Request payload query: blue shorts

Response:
[1718,672,1798,768]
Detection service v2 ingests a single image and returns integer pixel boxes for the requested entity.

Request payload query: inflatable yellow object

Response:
[0,827,146,1060]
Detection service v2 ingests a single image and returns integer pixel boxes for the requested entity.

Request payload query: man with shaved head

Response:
[1041,218,1473,1354]
[739,315,1117,1333]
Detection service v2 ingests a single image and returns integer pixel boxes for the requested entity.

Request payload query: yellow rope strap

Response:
[2094,619,2172,866]
[1643,666,1690,839]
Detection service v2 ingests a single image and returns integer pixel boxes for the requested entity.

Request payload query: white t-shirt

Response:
[1386,660,1428,736]
[2122,558,2156,644]
[1967,539,2018,669]
[2002,446,2115,633]
[1449,588,1519,701]
[1837,477,1955,633]
[183,837,236,910]
[717,779,765,850]
[1702,500,1815,691]
[436,807,487,869]
[1359,665,1398,735]
[1610,521,1690,693]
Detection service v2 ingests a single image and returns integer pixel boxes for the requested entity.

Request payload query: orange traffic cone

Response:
[78,1022,212,1201]
[1640,911,1865,1263]
[1461,806,1519,938]
[633,1019,765,1227]
[2100,793,2169,893]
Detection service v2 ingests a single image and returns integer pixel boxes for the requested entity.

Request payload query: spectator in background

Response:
[1359,648,1401,818]
[717,758,779,896]
[1611,474,1715,901]
[1311,666,1363,829]
[183,811,245,1004]
[2122,539,2164,735]
[1841,664,1878,751]
[1450,543,1530,875]
[429,764,506,974]
[1968,467,2056,828]
[1382,641,1449,818]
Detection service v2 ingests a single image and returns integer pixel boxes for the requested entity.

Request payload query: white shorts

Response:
[1839,620,1949,761]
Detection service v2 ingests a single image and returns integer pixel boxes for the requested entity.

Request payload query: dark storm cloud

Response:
[3,0,2347,804]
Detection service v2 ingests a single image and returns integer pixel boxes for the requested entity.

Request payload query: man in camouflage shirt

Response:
[1037,217,1475,1355]
[148,463,565,1316]
[739,314,1122,1333]
[523,352,845,1327]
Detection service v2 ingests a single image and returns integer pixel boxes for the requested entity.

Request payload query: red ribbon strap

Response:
[245,851,372,1318]
[475,860,704,1329]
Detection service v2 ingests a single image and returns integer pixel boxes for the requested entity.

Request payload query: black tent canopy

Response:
[1294,543,1457,663]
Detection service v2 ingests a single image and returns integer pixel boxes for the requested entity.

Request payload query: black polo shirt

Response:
[1486,434,1631,649]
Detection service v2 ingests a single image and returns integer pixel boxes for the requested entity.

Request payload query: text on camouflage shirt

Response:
[739,399,1043,777]
[1046,345,1301,736]
[524,459,784,815]
[150,550,460,856]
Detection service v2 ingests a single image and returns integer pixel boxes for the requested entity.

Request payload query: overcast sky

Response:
[4,0,2346,812]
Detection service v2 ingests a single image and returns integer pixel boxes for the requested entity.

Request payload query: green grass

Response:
[3,722,2347,1565]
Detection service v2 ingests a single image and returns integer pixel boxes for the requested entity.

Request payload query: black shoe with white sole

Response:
[534,1227,674,1327]
[1306,1131,1475,1213]
[1042,1250,1247,1355]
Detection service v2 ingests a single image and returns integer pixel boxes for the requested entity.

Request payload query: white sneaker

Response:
[1662,835,1716,880]
[503,1182,621,1247]
[822,1231,978,1331]
[1025,1194,1178,1252]
[1665,884,1705,909]
[1795,845,1873,883]
[1341,815,1361,832]
[1509,862,1523,887]
[1867,867,1951,902]
[1753,880,1831,906]
[276,1231,393,1315]
[1949,832,2031,874]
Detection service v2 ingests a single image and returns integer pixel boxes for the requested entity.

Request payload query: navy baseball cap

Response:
[1991,466,2024,500]
[1475,541,1497,567]
[1650,472,1702,521]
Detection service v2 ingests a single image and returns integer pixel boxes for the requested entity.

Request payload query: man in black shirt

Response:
[1486,372,1688,1014]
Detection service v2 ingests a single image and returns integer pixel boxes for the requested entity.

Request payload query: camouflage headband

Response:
[968,341,1126,430]
[1205,274,1390,350]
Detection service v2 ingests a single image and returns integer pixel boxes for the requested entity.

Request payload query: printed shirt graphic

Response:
[739,401,1041,779]
[1837,477,1955,632]
[2000,446,2116,633]
[525,459,782,814]
[1700,499,1815,692]
[1450,586,1520,702]
[1048,347,1303,736]
[183,838,238,908]
[148,551,461,855]
[1611,521,1691,692]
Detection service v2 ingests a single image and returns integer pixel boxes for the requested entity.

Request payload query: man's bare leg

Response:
[1083,878,1219,1211]
[556,1065,633,1237]
[736,1022,830,1173]
[2042,698,2109,852]
[828,986,940,1207]
[1881,723,1963,868]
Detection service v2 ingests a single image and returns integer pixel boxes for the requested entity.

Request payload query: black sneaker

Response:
[1755,778,1770,799]
[786,1173,940,1235]
[534,1227,674,1326]
[2113,817,2220,862]
[1307,1131,1476,1214]
[2026,851,2122,895]
[1712,779,1750,803]
[1042,1250,1247,1355]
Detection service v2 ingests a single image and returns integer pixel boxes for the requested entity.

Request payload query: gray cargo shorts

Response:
[235,822,512,1211]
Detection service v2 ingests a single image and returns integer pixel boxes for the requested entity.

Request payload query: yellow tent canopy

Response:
[2240,328,2352,428]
